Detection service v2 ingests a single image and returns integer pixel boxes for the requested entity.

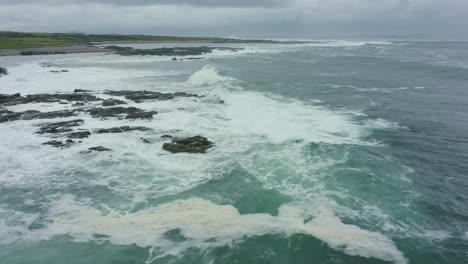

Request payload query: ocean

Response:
[0,40,467,264]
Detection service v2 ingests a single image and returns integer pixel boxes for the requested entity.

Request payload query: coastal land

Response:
[0,31,307,56]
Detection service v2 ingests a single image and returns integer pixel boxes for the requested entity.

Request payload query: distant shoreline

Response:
[0,31,312,57]
[0,45,113,57]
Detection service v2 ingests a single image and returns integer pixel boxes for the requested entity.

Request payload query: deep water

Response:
[1,40,468,264]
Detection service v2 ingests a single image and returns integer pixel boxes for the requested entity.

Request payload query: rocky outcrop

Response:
[0,109,75,123]
[0,93,102,106]
[102,98,127,106]
[88,146,112,152]
[36,119,84,134]
[67,131,91,139]
[43,139,75,148]
[94,126,152,134]
[0,67,7,76]
[104,90,200,103]
[163,136,214,154]
[106,46,213,56]
[85,107,157,119]
[74,89,91,93]
[20,51,66,56]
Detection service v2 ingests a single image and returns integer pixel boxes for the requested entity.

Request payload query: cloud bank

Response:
[0,0,467,39]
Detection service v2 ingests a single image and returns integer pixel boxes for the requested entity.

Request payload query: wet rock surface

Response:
[88,146,112,152]
[74,89,91,93]
[102,98,127,106]
[104,90,200,103]
[95,126,152,134]
[163,136,214,154]
[0,67,7,76]
[0,109,76,123]
[0,93,102,106]
[67,131,91,139]
[36,119,84,134]
[20,51,66,56]
[105,46,242,57]
[0,90,215,153]
[85,106,156,119]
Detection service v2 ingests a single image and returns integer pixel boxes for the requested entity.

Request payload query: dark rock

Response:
[72,102,85,107]
[43,140,66,147]
[95,126,152,134]
[102,98,127,106]
[162,135,214,154]
[109,46,243,57]
[184,57,203,60]
[0,93,23,105]
[60,70,69,72]
[172,57,177,61]
[74,89,91,93]
[20,51,66,56]
[43,139,76,148]
[67,131,91,139]
[88,146,112,152]
[0,109,75,123]
[141,137,151,143]
[85,106,156,119]
[1,93,102,106]
[104,90,200,103]
[36,119,84,134]
[26,93,101,103]
[0,67,7,75]
[125,111,155,119]
[161,135,173,139]
[50,70,59,73]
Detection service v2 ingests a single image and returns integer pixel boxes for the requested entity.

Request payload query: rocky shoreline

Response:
[0,45,114,57]
[0,89,215,154]
[104,45,242,56]
[0,44,243,57]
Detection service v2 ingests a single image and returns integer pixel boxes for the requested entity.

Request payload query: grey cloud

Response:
[0,0,467,39]
[0,0,286,8]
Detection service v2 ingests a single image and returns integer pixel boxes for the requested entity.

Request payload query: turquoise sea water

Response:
[0,40,468,263]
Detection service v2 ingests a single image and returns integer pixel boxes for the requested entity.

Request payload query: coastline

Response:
[0,45,114,57]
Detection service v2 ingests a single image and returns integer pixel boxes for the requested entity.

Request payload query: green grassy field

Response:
[0,31,287,50]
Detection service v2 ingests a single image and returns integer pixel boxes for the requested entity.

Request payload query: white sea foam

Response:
[0,61,178,94]
[0,54,411,264]
[14,196,406,264]
[186,65,233,86]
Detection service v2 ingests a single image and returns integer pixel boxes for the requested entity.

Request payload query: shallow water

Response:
[1,40,468,264]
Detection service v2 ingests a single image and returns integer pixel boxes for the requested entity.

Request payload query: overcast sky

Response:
[1,0,467,39]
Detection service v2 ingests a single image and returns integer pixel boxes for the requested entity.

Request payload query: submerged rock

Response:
[0,92,102,106]
[163,136,214,154]
[140,137,151,143]
[74,89,91,93]
[0,67,7,76]
[104,90,200,103]
[85,106,156,119]
[95,126,152,134]
[67,131,91,139]
[107,46,226,56]
[88,146,112,152]
[20,51,66,56]
[43,139,75,148]
[102,98,127,106]
[0,109,76,123]
[36,119,84,134]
